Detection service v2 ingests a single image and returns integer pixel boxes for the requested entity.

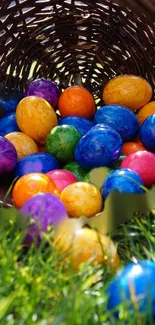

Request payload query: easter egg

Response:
[91,123,113,131]
[20,193,67,231]
[102,168,144,199]
[14,152,60,178]
[63,161,88,181]
[0,88,23,114]
[58,116,94,136]
[94,105,139,142]
[83,167,110,190]
[137,101,155,125]
[58,85,95,120]
[140,114,155,152]
[122,141,145,155]
[121,151,155,187]
[0,136,18,175]
[12,173,60,208]
[54,227,119,270]
[45,125,81,163]
[24,79,61,109]
[16,96,58,144]
[103,75,152,111]
[0,113,20,136]
[5,132,39,160]
[61,182,103,218]
[75,128,122,169]
[47,169,77,193]
[106,261,155,320]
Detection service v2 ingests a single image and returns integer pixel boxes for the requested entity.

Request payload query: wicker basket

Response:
[0,0,155,207]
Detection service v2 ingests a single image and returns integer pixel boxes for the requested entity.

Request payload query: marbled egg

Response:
[0,113,20,136]
[58,116,93,136]
[0,136,18,175]
[5,132,39,160]
[140,114,155,152]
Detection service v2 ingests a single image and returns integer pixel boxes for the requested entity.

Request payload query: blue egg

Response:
[106,261,155,320]
[14,152,60,178]
[0,88,23,114]
[74,128,122,169]
[140,114,155,152]
[94,104,139,142]
[0,113,20,136]
[91,123,113,131]
[102,168,144,199]
[58,116,93,136]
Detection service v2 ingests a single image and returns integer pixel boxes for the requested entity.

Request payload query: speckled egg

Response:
[0,113,20,136]
[140,114,155,152]
[20,193,67,231]
[63,161,88,181]
[106,261,155,320]
[24,79,61,109]
[45,125,81,164]
[14,152,60,178]
[121,151,155,187]
[102,168,144,199]
[94,105,139,142]
[5,132,39,160]
[103,75,152,111]
[58,116,94,136]
[54,227,119,270]
[74,128,122,169]
[0,136,18,175]
[16,96,58,144]
[61,182,103,218]
[12,173,60,208]
[46,169,77,193]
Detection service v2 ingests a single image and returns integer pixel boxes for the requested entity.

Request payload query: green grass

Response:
[0,208,155,325]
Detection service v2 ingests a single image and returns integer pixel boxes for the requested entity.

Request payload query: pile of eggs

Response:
[0,74,155,271]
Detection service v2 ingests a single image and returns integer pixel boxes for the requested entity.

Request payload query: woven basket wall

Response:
[0,0,155,207]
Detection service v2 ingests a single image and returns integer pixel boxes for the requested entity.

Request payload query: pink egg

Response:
[46,169,77,192]
[121,151,155,187]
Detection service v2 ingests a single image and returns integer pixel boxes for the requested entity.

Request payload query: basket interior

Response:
[0,0,155,206]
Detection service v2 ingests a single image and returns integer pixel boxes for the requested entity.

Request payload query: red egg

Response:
[121,151,155,187]
[46,169,77,193]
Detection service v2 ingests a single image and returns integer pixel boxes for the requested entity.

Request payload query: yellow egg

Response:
[16,96,58,144]
[61,182,103,218]
[5,132,39,160]
[103,75,152,111]
[54,227,120,270]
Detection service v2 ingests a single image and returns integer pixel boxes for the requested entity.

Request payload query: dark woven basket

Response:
[0,0,155,207]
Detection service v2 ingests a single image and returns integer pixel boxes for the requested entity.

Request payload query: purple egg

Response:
[0,136,18,175]
[20,193,67,232]
[24,78,61,109]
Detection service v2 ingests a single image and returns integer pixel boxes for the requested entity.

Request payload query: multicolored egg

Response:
[75,128,122,169]
[58,85,95,120]
[24,79,61,109]
[94,105,139,142]
[0,136,18,175]
[45,125,81,163]
[0,113,20,136]
[102,168,144,199]
[16,96,58,144]
[58,116,94,136]
[63,161,88,181]
[5,132,39,160]
[103,75,152,111]
[106,261,155,320]
[140,114,155,152]
[12,173,60,208]
[14,152,60,178]
[121,151,155,187]
[61,182,103,218]
[46,169,77,193]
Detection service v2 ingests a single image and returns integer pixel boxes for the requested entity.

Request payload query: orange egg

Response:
[61,182,103,218]
[103,75,152,111]
[16,96,58,144]
[5,132,39,160]
[58,85,95,120]
[122,142,145,155]
[12,173,60,208]
[54,227,119,270]
[137,101,155,125]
